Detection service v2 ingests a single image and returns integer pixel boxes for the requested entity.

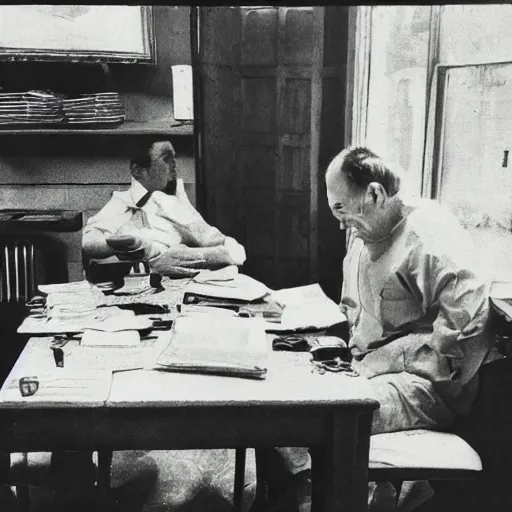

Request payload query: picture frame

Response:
[0,5,156,64]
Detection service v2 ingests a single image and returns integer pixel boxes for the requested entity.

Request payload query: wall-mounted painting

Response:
[0,5,156,63]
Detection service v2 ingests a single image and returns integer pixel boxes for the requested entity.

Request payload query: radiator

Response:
[0,239,40,304]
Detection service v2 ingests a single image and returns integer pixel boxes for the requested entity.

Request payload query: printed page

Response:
[155,315,268,377]
[0,369,112,406]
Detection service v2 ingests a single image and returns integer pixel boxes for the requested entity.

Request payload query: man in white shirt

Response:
[272,146,495,511]
[82,139,246,272]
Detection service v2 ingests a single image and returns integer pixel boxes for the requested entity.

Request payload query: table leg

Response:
[15,486,30,512]
[51,450,97,512]
[311,411,373,512]
[234,448,247,512]
[250,448,270,512]
[97,450,113,512]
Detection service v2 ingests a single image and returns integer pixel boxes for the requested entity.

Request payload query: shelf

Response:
[0,121,194,136]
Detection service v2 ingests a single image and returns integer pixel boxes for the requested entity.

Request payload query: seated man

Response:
[276,146,494,511]
[82,139,246,273]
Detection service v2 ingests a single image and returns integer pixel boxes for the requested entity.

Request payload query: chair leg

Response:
[15,486,30,512]
[234,448,247,512]
[390,480,403,498]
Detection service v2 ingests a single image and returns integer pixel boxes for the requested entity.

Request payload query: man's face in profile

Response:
[326,163,364,230]
[148,141,178,193]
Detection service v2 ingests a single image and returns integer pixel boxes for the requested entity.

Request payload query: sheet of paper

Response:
[0,369,112,406]
[66,346,147,372]
[268,284,347,331]
[172,65,194,121]
[193,265,239,283]
[81,329,141,348]
[491,281,512,299]
[185,273,270,302]
[17,307,132,335]
[83,314,151,333]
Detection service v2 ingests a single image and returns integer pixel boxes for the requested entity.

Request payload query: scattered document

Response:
[193,265,239,284]
[268,284,347,331]
[0,369,112,406]
[67,347,147,372]
[83,313,152,333]
[17,306,133,335]
[155,315,268,379]
[80,313,154,348]
[81,329,141,348]
[185,273,270,302]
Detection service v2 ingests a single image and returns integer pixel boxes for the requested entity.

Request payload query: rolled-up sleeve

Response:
[82,194,132,259]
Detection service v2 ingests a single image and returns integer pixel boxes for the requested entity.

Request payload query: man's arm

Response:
[358,248,492,392]
[82,194,132,259]
[148,243,241,272]
[153,185,246,264]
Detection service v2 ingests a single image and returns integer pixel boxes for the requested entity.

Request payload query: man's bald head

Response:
[326,146,401,198]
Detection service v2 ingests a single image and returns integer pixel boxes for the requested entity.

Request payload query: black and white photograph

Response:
[0,4,511,512]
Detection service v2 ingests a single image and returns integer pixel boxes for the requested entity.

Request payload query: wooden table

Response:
[0,334,379,512]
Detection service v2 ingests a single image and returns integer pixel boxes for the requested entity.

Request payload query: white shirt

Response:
[83,178,195,246]
[82,178,247,266]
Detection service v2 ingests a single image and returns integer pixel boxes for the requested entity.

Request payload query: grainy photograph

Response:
[0,4,511,512]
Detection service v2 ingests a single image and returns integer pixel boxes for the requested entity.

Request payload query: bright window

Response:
[352,4,512,283]
[365,6,431,197]
[435,64,512,283]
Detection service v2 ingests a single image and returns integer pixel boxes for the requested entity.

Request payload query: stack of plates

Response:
[62,93,125,126]
[0,91,65,126]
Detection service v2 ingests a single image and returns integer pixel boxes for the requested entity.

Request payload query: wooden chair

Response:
[4,451,113,512]
[368,429,482,508]
[367,356,512,510]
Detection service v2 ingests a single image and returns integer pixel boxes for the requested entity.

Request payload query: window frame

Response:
[347,5,442,198]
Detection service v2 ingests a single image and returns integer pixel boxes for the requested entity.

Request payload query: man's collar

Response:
[130,177,149,205]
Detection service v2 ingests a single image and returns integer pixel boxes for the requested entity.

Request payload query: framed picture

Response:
[0,5,156,64]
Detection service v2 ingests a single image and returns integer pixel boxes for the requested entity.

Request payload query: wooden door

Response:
[196,6,347,297]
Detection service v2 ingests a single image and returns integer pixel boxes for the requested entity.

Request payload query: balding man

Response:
[275,146,495,511]
[326,146,493,433]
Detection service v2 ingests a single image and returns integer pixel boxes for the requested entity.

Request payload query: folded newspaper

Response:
[154,315,268,379]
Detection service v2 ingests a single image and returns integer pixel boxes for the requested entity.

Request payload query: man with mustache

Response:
[82,139,246,272]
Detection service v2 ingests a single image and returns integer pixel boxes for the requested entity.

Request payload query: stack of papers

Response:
[155,315,268,379]
[62,92,125,126]
[0,91,65,126]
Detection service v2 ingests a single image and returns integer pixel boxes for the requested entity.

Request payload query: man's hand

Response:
[224,237,246,266]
